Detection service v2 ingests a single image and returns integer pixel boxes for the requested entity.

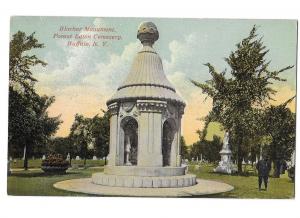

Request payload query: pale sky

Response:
[10,17,297,144]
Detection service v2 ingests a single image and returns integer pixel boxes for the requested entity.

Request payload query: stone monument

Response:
[66,153,71,161]
[92,21,196,188]
[214,131,237,174]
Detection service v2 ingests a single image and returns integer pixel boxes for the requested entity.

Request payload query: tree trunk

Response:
[23,145,28,170]
[84,156,87,167]
[104,156,107,165]
[273,160,281,178]
[237,157,243,173]
[237,141,243,174]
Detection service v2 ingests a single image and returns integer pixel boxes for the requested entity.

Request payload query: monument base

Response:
[104,165,186,176]
[92,172,196,188]
[214,164,237,174]
[54,178,234,197]
[214,148,237,174]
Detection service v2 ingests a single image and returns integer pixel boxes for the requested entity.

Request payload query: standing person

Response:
[256,157,271,191]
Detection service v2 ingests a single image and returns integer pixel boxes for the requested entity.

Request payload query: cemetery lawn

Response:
[8,167,103,196]
[7,161,294,198]
[189,164,295,199]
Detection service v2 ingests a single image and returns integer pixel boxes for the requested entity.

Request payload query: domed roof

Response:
[106,22,185,106]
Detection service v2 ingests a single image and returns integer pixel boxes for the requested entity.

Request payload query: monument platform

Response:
[92,172,196,188]
[104,165,186,176]
[54,178,234,197]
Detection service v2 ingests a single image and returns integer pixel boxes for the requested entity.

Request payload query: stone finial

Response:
[137,21,159,47]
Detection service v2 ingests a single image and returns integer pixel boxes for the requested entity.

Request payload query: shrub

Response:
[41,154,69,174]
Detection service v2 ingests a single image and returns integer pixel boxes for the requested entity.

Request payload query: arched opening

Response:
[162,119,176,166]
[121,117,138,166]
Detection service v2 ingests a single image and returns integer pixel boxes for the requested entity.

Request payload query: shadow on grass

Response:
[9,171,80,178]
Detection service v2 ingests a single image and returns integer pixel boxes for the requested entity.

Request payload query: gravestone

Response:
[66,153,70,161]
[42,155,46,160]
[93,156,97,160]
[75,156,80,160]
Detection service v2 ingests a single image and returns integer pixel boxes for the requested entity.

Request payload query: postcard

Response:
[8,16,297,198]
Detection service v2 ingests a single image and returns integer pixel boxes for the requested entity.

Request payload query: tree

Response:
[263,97,296,177]
[180,136,189,160]
[91,111,110,164]
[48,137,73,158]
[191,26,293,173]
[69,111,111,166]
[69,114,93,166]
[8,31,61,170]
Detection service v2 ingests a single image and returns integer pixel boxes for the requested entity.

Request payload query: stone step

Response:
[92,173,197,188]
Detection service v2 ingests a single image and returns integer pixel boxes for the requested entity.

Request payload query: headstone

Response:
[32,156,35,160]
[75,156,80,160]
[242,159,246,165]
[66,153,70,161]
[9,156,12,161]
[93,155,97,160]
[214,131,237,174]
[42,155,46,160]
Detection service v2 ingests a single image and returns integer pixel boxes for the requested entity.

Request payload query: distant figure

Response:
[256,157,271,191]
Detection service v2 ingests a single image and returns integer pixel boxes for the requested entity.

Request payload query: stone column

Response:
[107,103,119,166]
[176,106,184,166]
[137,100,167,167]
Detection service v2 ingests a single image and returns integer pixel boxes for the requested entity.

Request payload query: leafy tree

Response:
[189,141,201,161]
[180,136,189,160]
[48,137,74,158]
[91,111,110,164]
[263,97,296,177]
[69,114,93,166]
[203,136,223,163]
[191,26,293,173]
[8,31,61,170]
[69,112,110,166]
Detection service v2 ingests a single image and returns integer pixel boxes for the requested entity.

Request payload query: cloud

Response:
[34,18,142,137]
[270,85,296,112]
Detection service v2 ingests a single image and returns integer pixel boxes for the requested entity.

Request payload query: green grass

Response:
[10,159,105,169]
[7,168,103,196]
[7,163,295,198]
[188,164,295,199]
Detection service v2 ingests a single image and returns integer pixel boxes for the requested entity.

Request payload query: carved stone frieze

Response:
[107,102,119,115]
[136,100,167,113]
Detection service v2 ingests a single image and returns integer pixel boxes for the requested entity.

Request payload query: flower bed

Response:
[41,154,69,174]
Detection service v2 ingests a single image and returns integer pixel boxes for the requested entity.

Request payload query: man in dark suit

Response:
[256,157,271,191]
